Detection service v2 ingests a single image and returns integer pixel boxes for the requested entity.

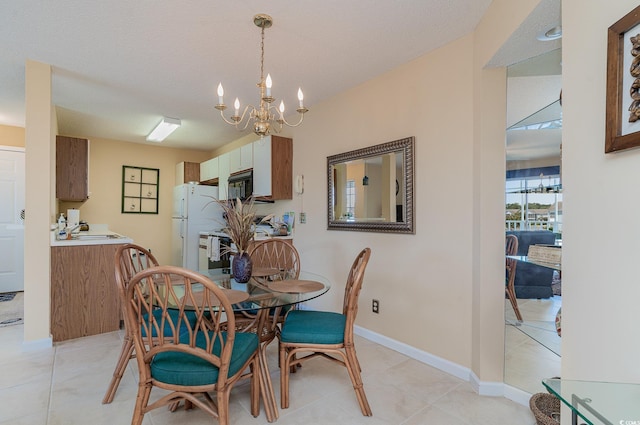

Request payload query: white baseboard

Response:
[354,325,529,406]
[22,337,53,351]
[503,384,534,406]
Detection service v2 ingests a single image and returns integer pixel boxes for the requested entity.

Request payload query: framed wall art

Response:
[122,166,159,214]
[606,5,640,153]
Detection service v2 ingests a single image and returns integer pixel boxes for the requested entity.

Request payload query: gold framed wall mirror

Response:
[327,136,414,234]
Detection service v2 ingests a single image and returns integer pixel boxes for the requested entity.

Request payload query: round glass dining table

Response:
[198,268,331,310]
[195,268,331,422]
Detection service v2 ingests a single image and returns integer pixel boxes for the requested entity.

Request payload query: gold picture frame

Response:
[606,5,640,153]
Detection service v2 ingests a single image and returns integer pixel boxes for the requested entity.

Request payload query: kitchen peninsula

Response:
[50,226,133,342]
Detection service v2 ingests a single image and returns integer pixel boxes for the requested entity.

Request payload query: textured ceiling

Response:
[0,0,498,151]
[0,0,560,153]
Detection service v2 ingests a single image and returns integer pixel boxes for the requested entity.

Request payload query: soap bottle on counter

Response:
[57,213,67,240]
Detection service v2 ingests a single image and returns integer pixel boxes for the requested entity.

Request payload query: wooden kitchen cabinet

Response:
[175,161,200,185]
[50,244,123,342]
[56,135,89,201]
[253,135,293,200]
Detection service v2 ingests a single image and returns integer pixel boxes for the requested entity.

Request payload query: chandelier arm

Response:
[266,104,306,128]
[219,105,256,131]
[278,112,306,128]
[218,111,239,126]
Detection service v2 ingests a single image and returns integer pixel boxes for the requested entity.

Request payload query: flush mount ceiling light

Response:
[215,14,308,137]
[146,117,181,142]
[536,25,563,41]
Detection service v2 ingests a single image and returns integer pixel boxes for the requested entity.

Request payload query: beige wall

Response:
[274,33,481,370]
[0,125,25,147]
[59,138,211,265]
[563,0,640,383]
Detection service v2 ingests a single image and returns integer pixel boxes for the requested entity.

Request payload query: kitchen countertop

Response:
[254,234,293,241]
[50,225,133,247]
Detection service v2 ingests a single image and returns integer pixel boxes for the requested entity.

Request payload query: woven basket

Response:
[529,393,561,425]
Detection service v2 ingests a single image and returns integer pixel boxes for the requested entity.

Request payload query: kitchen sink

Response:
[72,233,124,240]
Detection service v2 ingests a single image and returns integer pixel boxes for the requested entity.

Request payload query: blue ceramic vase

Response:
[232,252,252,283]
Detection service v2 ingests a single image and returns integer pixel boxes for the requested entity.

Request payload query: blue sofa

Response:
[505,230,557,299]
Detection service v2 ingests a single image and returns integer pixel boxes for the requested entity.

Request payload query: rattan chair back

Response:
[249,239,300,280]
[342,247,371,341]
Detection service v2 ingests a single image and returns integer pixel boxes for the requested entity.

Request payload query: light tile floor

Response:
[504,295,562,395]
[0,323,536,425]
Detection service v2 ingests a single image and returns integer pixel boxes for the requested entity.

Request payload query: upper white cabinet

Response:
[218,152,230,200]
[240,143,253,171]
[198,137,291,201]
[229,144,253,174]
[200,157,219,183]
[253,135,292,200]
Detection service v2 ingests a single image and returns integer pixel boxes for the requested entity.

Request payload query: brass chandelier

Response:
[215,14,308,137]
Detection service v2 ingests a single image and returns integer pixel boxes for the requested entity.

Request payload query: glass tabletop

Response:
[507,255,561,271]
[542,378,640,425]
[196,269,331,312]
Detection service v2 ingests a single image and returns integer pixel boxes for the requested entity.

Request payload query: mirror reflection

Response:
[504,48,562,395]
[327,137,414,234]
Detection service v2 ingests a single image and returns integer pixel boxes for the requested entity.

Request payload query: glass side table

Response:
[542,378,640,425]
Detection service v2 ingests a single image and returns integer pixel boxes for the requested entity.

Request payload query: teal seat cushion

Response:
[150,331,259,386]
[280,310,345,344]
[141,309,198,338]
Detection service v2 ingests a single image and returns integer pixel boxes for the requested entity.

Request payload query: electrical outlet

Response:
[372,299,379,314]
[300,212,306,224]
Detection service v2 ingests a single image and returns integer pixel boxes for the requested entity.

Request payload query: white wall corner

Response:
[469,369,504,397]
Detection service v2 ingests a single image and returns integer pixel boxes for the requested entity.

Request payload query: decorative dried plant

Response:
[205,197,273,256]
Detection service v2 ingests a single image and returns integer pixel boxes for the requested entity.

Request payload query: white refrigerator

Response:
[171,184,224,270]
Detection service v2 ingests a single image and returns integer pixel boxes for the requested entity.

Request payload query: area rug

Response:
[0,292,16,302]
[0,291,23,327]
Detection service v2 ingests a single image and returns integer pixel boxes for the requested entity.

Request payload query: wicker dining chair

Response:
[124,265,261,425]
[505,234,523,321]
[238,238,302,334]
[249,238,300,282]
[279,247,372,416]
[102,243,160,404]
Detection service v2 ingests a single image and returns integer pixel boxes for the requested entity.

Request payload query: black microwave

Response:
[227,170,253,200]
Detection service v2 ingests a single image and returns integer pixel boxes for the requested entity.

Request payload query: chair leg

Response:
[102,335,134,404]
[279,344,290,409]
[131,382,152,425]
[344,346,372,416]
[217,389,231,425]
[506,286,523,321]
[250,358,261,417]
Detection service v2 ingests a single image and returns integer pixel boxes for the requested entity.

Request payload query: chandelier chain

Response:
[260,25,265,84]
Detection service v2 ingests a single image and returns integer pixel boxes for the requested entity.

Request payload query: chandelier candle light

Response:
[215,14,308,137]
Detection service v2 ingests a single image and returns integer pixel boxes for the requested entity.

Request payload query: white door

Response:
[0,147,25,293]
